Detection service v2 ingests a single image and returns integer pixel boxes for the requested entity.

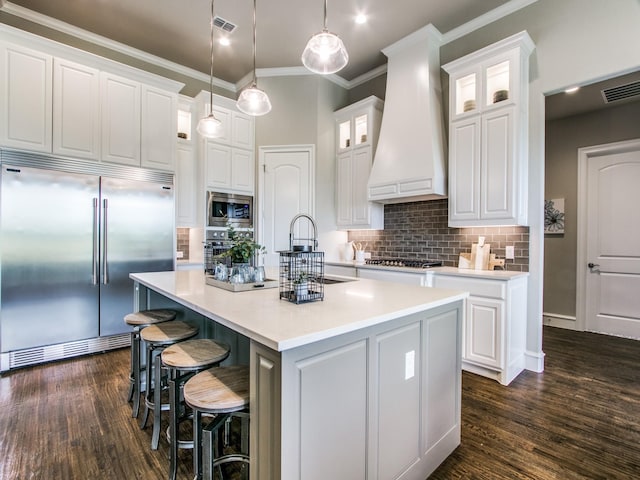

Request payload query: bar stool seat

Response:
[140,320,199,450]
[161,339,231,480]
[184,365,250,480]
[124,309,176,418]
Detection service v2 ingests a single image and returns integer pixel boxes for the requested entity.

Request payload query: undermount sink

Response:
[322,276,356,284]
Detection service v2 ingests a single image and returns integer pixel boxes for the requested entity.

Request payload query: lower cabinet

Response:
[253,304,462,480]
[432,273,527,385]
[357,267,426,285]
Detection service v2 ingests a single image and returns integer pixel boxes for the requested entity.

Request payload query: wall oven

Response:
[206,192,253,228]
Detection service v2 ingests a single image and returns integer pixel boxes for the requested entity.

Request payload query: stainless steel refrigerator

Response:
[0,149,174,371]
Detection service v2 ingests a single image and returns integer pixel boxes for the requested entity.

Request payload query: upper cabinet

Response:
[0,26,183,171]
[199,94,256,195]
[334,96,384,230]
[443,31,534,227]
[0,42,52,153]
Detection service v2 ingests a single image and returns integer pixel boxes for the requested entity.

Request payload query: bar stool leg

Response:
[127,330,136,403]
[131,330,143,418]
[193,410,203,480]
[139,343,153,430]
[151,351,163,450]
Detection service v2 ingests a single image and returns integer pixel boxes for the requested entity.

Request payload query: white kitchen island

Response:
[130,269,467,480]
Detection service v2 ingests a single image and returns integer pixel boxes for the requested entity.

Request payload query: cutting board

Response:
[470,243,491,270]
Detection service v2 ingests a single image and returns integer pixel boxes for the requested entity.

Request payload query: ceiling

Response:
[3,0,638,119]
[5,0,513,84]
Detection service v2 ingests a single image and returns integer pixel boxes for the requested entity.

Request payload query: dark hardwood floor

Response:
[0,326,638,479]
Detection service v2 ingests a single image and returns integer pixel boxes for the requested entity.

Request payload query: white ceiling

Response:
[5,0,512,84]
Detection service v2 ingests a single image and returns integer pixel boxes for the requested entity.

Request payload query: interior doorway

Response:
[576,139,640,339]
[257,145,315,267]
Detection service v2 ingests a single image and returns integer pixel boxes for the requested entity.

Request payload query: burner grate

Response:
[365,258,442,269]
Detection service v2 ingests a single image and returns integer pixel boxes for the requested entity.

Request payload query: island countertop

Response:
[130,269,467,352]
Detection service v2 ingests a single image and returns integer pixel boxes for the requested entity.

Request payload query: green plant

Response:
[222,224,266,264]
[293,271,308,284]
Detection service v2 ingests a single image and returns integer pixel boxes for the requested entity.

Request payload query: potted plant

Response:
[293,271,308,298]
[222,224,266,265]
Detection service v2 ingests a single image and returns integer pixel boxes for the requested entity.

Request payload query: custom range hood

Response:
[368,24,447,204]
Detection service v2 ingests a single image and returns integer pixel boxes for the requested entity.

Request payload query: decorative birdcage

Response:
[279,214,324,304]
[279,250,324,304]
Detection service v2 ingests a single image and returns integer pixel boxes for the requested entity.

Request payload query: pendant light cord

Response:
[252,0,257,85]
[208,0,214,111]
[323,0,328,30]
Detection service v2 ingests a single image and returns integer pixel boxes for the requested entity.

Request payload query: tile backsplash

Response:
[177,227,190,260]
[348,199,529,271]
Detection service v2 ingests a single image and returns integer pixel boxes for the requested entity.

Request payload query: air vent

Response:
[213,15,237,33]
[601,80,640,103]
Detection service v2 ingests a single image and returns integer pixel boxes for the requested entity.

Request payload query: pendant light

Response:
[236,0,272,116]
[197,0,223,138]
[301,0,349,75]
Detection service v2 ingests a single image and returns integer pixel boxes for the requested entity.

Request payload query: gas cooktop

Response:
[365,258,442,269]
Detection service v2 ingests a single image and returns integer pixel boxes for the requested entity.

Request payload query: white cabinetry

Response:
[431,272,528,385]
[443,31,534,227]
[0,27,183,171]
[357,267,426,286]
[53,58,100,160]
[176,96,199,227]
[334,96,384,230]
[100,72,141,166]
[0,42,52,152]
[141,85,177,171]
[201,96,255,195]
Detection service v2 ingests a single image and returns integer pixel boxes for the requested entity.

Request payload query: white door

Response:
[578,139,640,339]
[258,145,314,267]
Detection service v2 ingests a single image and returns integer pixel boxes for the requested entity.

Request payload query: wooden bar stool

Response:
[161,339,231,480]
[139,320,199,450]
[124,309,177,418]
[184,365,250,480]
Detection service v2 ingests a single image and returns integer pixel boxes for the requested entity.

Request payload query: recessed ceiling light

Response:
[219,37,231,46]
[355,14,367,24]
[565,86,580,93]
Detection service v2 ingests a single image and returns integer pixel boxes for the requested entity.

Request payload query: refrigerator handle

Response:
[92,198,99,285]
[102,198,109,285]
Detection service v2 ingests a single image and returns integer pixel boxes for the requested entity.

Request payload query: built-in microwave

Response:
[207,192,253,228]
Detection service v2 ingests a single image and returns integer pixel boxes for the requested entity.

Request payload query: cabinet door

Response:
[231,148,254,194]
[141,86,177,171]
[211,106,231,144]
[481,107,515,220]
[0,42,52,152]
[100,73,141,166]
[335,151,352,226]
[232,112,253,149]
[176,144,197,226]
[449,117,481,224]
[351,147,371,225]
[205,142,232,190]
[465,296,503,369]
[53,58,100,160]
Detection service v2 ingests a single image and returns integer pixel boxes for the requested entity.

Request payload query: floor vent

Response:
[601,80,640,103]
[7,334,130,370]
[213,16,237,33]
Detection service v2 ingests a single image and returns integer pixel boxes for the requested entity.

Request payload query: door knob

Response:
[588,262,600,270]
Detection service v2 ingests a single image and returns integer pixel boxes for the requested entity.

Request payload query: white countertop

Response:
[131,270,467,352]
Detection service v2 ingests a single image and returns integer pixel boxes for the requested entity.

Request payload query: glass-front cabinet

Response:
[334,96,384,230]
[443,31,534,227]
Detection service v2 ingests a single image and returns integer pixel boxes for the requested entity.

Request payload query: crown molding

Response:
[0,1,237,93]
[441,0,539,44]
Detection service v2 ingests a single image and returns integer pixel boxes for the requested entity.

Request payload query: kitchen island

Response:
[130,269,467,480]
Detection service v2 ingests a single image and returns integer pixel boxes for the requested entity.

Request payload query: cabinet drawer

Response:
[434,275,505,299]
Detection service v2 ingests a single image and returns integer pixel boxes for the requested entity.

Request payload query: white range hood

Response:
[368,24,447,204]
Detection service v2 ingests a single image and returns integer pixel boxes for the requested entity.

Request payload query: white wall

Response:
[441,0,640,372]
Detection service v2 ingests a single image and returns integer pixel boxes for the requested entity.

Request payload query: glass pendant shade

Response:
[237,83,272,116]
[196,113,223,138]
[302,29,349,74]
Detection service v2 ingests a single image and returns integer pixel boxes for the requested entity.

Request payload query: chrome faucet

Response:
[289,214,318,251]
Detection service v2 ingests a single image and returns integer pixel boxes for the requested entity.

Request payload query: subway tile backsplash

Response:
[348,199,529,271]
[176,227,190,260]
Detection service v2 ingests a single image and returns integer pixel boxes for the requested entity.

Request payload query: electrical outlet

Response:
[176,251,184,259]
[505,245,515,260]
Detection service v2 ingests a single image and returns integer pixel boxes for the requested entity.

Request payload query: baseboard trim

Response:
[543,312,578,330]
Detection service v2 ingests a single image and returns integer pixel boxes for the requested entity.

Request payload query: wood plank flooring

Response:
[0,326,638,479]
